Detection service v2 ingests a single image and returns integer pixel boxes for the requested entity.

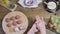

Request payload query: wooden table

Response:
[0,0,60,34]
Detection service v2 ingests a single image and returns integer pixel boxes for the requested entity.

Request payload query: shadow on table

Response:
[0,19,5,34]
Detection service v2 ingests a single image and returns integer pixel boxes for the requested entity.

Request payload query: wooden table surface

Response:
[0,0,60,34]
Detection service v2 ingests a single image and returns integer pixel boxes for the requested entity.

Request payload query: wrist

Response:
[39,28,46,34]
[27,29,35,34]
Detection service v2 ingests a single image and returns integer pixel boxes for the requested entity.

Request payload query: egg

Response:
[50,19,54,24]
[56,29,60,33]
[53,26,57,30]
[48,23,53,28]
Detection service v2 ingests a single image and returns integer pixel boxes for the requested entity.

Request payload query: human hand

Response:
[27,23,38,34]
[27,16,46,34]
[35,16,46,34]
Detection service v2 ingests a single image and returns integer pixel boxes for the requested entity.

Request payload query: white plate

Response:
[2,11,28,34]
[18,0,43,8]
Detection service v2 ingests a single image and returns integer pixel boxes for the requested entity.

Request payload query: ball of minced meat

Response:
[10,17,15,20]
[15,15,20,19]
[7,23,12,27]
[12,21,17,26]
[16,20,22,24]
[5,18,11,22]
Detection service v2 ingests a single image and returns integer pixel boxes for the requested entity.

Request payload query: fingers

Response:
[35,16,44,22]
[35,16,44,24]
[27,23,38,34]
[35,16,40,21]
[35,16,41,24]
[41,17,44,21]
[31,23,38,32]
[34,27,38,32]
[32,23,38,32]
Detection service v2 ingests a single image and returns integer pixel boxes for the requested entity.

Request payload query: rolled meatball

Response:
[5,18,10,22]
[16,21,22,24]
[12,21,17,26]
[7,23,12,27]
[10,17,15,20]
[15,15,20,19]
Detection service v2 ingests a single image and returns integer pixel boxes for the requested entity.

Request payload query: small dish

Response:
[0,0,17,11]
[24,0,35,6]
[18,0,43,8]
[43,0,60,13]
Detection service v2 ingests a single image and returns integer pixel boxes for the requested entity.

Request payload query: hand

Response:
[35,16,46,34]
[27,23,38,34]
[27,16,46,34]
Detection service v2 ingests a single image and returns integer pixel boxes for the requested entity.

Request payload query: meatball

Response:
[16,21,22,24]
[5,18,10,22]
[7,23,12,27]
[50,19,54,24]
[12,21,17,26]
[15,15,20,19]
[10,17,15,20]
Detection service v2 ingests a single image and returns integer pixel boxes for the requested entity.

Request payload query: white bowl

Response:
[47,2,57,9]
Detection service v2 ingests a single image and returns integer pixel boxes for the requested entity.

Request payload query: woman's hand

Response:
[27,23,38,34]
[35,16,46,34]
[27,16,46,34]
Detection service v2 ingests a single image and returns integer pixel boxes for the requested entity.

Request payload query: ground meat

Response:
[5,18,10,22]
[12,21,17,26]
[15,15,20,19]
[10,17,15,20]
[7,23,12,27]
[16,20,22,24]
